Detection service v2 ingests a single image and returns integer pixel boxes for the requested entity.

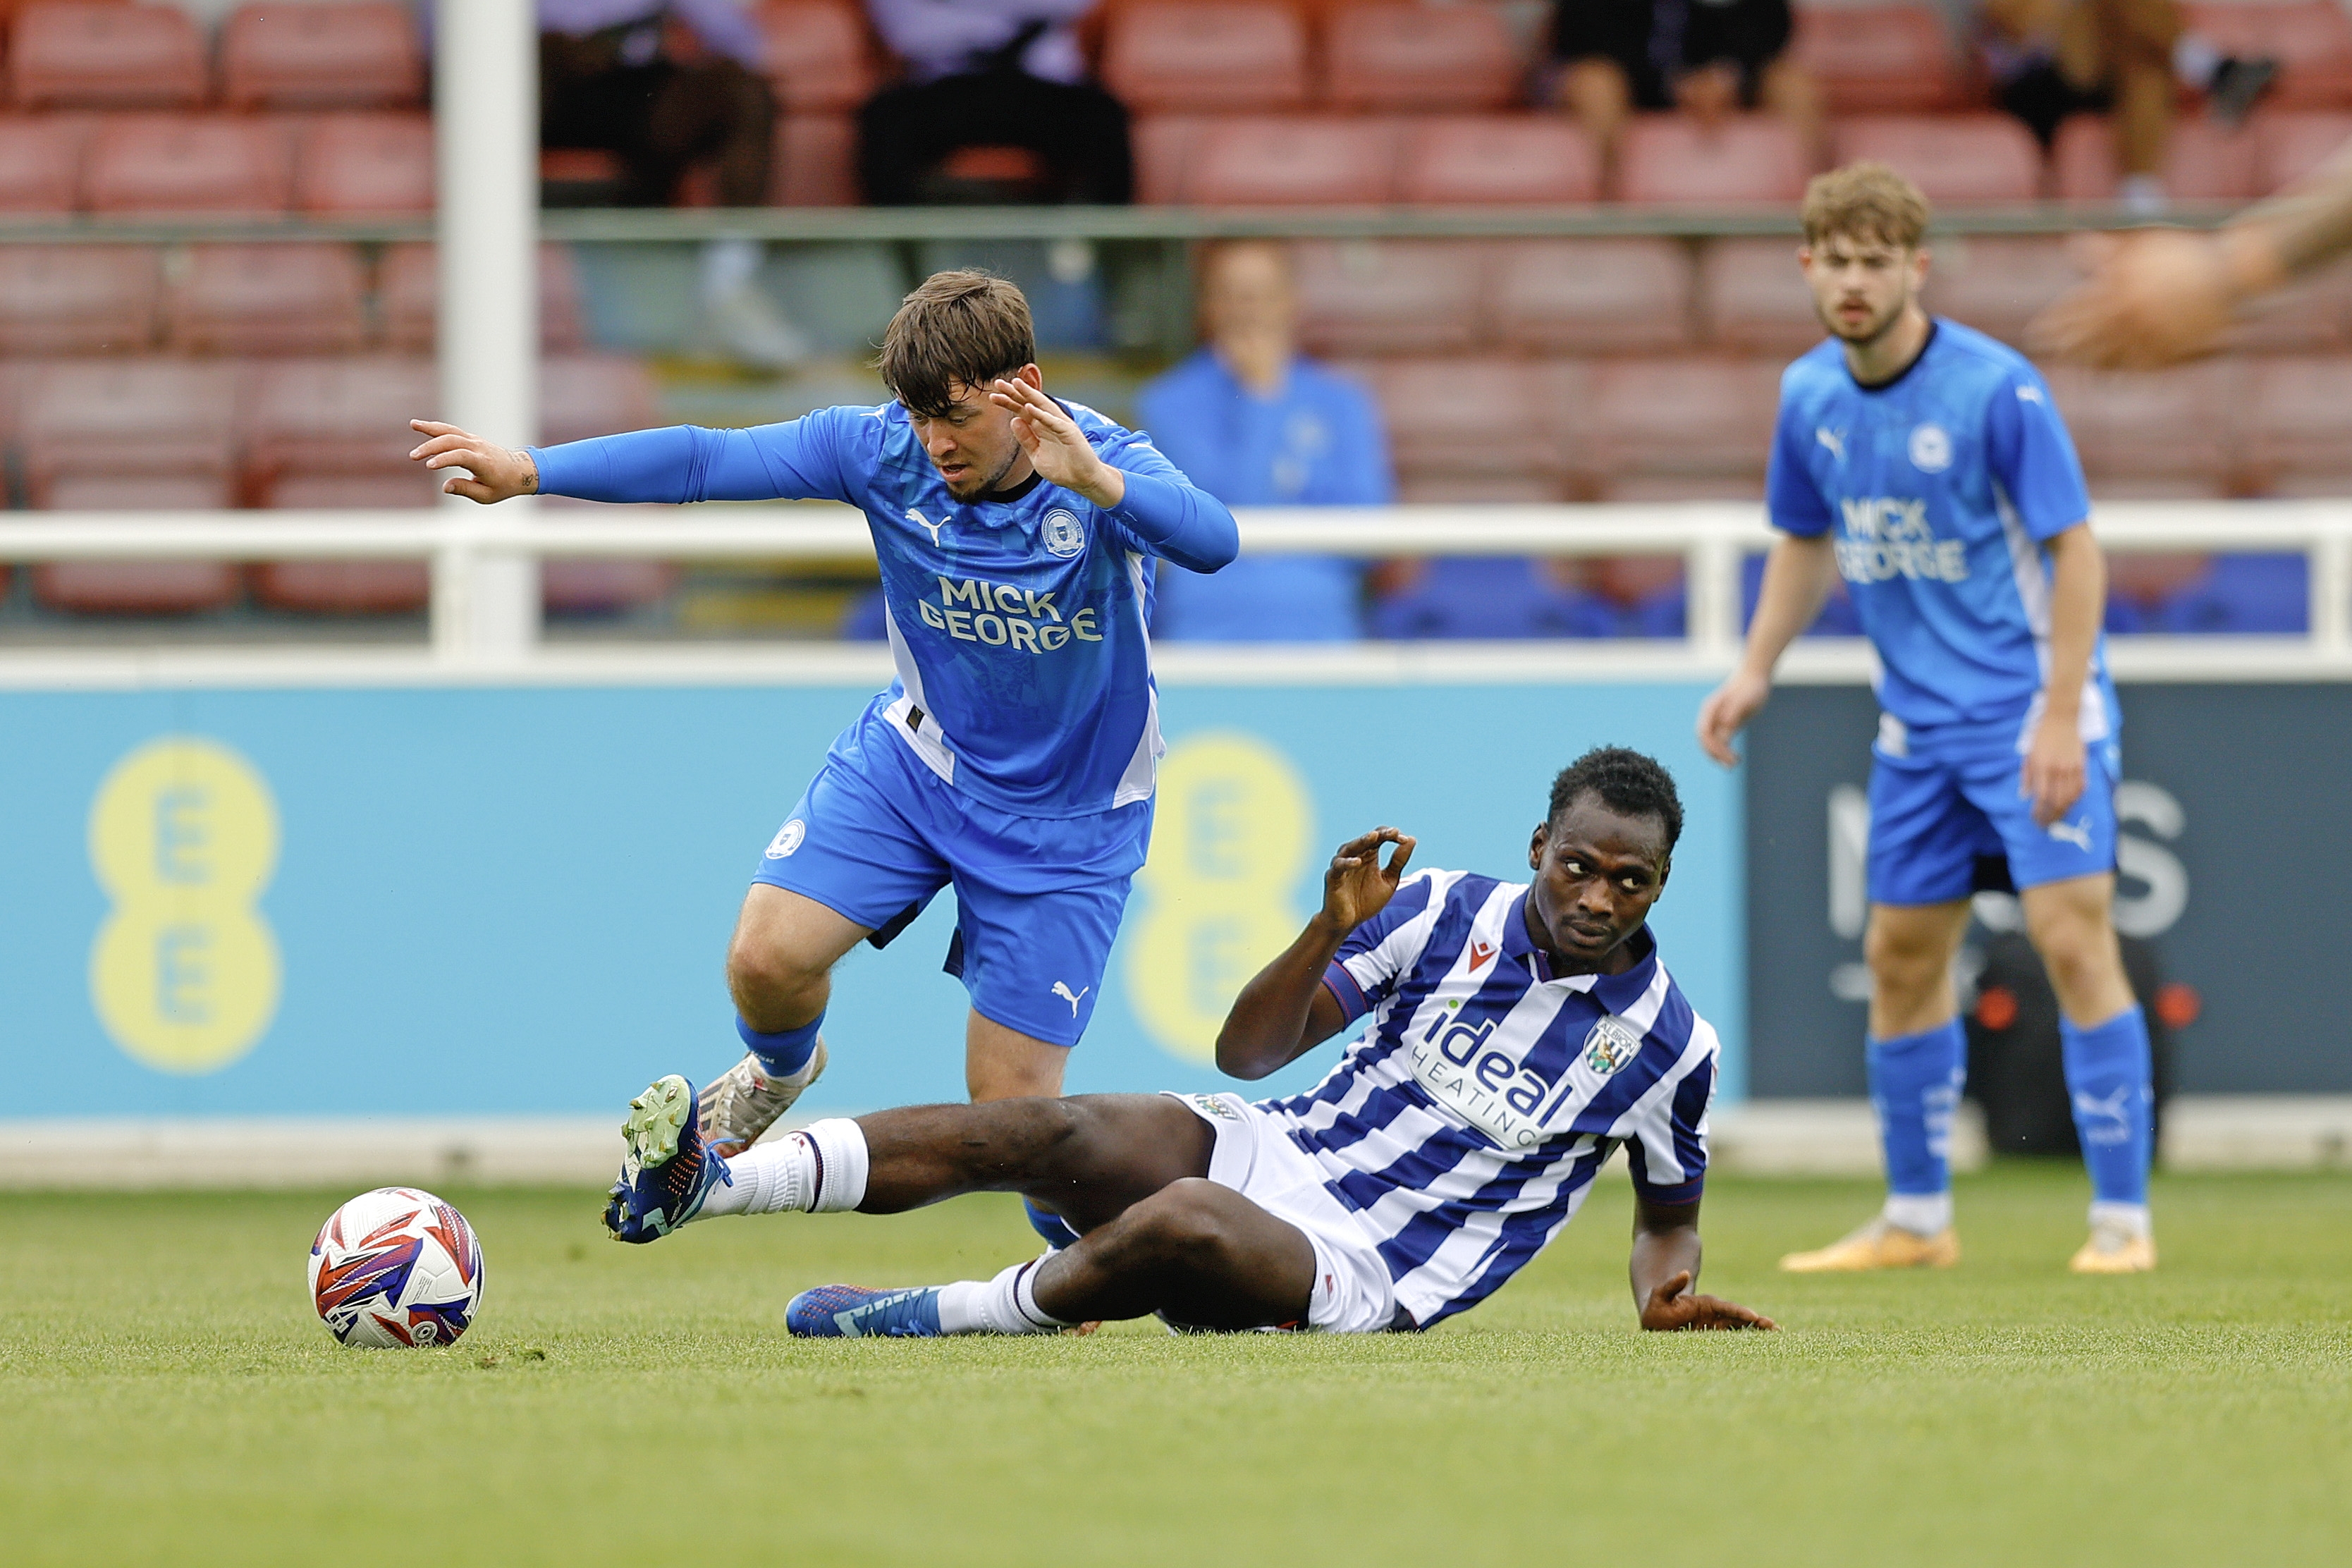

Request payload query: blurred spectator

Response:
[1973,1,2274,215]
[1549,0,1825,171]
[859,0,1132,204]
[537,1,806,365]
[1136,242,1388,642]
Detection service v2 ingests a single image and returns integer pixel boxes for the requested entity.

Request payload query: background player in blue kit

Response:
[409,272,1238,1235]
[1698,164,2158,1275]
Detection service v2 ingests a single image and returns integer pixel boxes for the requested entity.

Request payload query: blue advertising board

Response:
[0,679,1742,1119]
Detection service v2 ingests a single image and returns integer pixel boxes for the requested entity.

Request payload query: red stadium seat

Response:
[379,242,589,353]
[1102,3,1309,114]
[244,355,437,495]
[2255,110,2352,192]
[164,243,369,355]
[1323,4,1522,113]
[1291,239,1484,355]
[31,473,242,617]
[2052,113,2258,201]
[2238,357,2352,491]
[1365,357,1565,483]
[0,116,86,213]
[540,354,661,444]
[537,498,683,615]
[294,112,432,215]
[771,114,857,205]
[83,115,293,214]
[1395,116,1600,204]
[1921,234,2081,346]
[18,358,239,496]
[248,470,434,616]
[220,2,424,110]
[1132,114,1215,203]
[1615,115,1809,205]
[1184,116,1397,204]
[1791,4,1971,114]
[1490,238,1696,353]
[2041,362,2237,497]
[2181,4,2352,110]
[756,0,876,114]
[0,243,158,353]
[9,3,206,110]
[1582,358,1782,495]
[1832,116,2043,204]
[1698,237,1820,354]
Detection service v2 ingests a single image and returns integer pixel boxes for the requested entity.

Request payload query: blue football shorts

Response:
[751,706,1152,1047]
[1867,723,2121,907]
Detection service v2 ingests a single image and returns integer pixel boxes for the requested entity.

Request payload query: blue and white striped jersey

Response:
[1263,868,1719,1329]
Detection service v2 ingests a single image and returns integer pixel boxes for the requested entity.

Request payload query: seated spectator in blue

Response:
[1137,241,1390,642]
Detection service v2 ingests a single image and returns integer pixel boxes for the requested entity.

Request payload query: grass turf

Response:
[4,1163,2348,1567]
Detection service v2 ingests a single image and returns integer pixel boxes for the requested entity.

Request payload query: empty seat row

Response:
[0,242,586,357]
[0,110,430,214]
[1328,354,2352,503]
[5,3,422,111]
[1139,108,2346,209]
[1101,0,1524,115]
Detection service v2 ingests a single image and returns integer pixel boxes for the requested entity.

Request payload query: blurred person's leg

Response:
[1016,78,1134,204]
[639,58,802,367]
[1556,56,1634,171]
[859,76,981,205]
[2060,0,2180,202]
[1756,56,1828,170]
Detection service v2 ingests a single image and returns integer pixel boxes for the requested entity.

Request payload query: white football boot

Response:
[697,1040,828,1157]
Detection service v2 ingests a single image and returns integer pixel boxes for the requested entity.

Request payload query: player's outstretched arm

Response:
[1696,533,1835,767]
[1215,828,1415,1081]
[1630,1194,1777,1332]
[408,420,538,503]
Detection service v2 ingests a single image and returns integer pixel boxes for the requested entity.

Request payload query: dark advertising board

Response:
[1745,682,2352,1096]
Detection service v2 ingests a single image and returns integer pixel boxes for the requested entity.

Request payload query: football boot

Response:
[1778,1215,1960,1272]
[604,1074,730,1243]
[698,1041,828,1157]
[786,1284,945,1338]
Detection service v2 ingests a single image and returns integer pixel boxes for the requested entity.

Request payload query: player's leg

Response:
[1783,745,1978,1272]
[1971,741,2156,1270]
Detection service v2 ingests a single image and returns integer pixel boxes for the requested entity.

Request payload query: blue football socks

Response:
[2061,1005,2154,1213]
[1024,1199,1082,1250]
[1868,1018,1968,1233]
[737,1012,822,1079]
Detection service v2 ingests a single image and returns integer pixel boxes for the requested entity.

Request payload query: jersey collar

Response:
[1502,890,1659,1007]
[1844,318,1940,396]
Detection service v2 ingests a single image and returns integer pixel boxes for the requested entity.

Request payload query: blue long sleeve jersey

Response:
[529,400,1239,818]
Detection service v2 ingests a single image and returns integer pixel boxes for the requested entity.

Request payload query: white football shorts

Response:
[1163,1091,1401,1334]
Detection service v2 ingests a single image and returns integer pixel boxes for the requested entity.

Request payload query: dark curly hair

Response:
[1547,747,1682,852]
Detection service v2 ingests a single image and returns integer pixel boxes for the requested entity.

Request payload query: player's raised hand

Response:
[2029,231,2238,369]
[1639,1269,1777,1332]
[1696,668,1771,768]
[408,419,539,504]
[988,377,1125,508]
[1319,828,1416,932]
[2021,712,2088,826]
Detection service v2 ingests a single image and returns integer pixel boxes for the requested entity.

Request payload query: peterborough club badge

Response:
[1581,1014,1643,1077]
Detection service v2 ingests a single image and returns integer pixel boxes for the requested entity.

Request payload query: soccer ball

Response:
[308,1187,486,1348]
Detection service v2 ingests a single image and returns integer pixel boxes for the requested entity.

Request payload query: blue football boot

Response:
[604,1074,731,1243]
[786,1284,946,1337]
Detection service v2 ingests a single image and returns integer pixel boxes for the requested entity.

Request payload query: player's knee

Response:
[1863,921,1943,990]
[1119,1180,1235,1268]
[725,929,823,1014]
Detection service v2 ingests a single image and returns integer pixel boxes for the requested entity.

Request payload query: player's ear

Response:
[1017,362,1043,390]
[1527,821,1548,871]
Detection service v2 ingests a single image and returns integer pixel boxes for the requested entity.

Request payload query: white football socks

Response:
[2089,1200,2153,1240]
[936,1258,1070,1335]
[1882,1192,1954,1237]
[695,1117,870,1219]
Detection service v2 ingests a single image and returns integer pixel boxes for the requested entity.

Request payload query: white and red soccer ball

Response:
[308,1187,486,1348]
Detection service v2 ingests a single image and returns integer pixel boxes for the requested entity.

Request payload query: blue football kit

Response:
[1768,319,2119,907]
[1767,319,2151,1227]
[529,400,1237,1047]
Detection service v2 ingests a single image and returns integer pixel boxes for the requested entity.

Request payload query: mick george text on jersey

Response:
[916,574,1105,654]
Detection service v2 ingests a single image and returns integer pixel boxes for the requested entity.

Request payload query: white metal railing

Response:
[0,501,2346,666]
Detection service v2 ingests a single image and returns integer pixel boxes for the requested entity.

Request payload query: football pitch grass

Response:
[6,1164,2347,1567]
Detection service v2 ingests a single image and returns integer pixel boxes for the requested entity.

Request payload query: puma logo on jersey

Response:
[1052,981,1089,1016]
[907,507,948,548]
[1815,426,1846,463]
[2047,816,2094,850]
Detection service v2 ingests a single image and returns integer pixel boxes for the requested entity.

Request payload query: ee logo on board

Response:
[87,736,282,1074]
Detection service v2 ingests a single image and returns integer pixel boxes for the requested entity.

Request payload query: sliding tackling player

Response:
[601,747,1775,1340]
[1699,164,2157,1275]
[410,273,1237,1249]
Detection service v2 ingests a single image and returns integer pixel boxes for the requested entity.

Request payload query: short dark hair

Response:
[1548,747,1683,852]
[877,270,1037,418]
